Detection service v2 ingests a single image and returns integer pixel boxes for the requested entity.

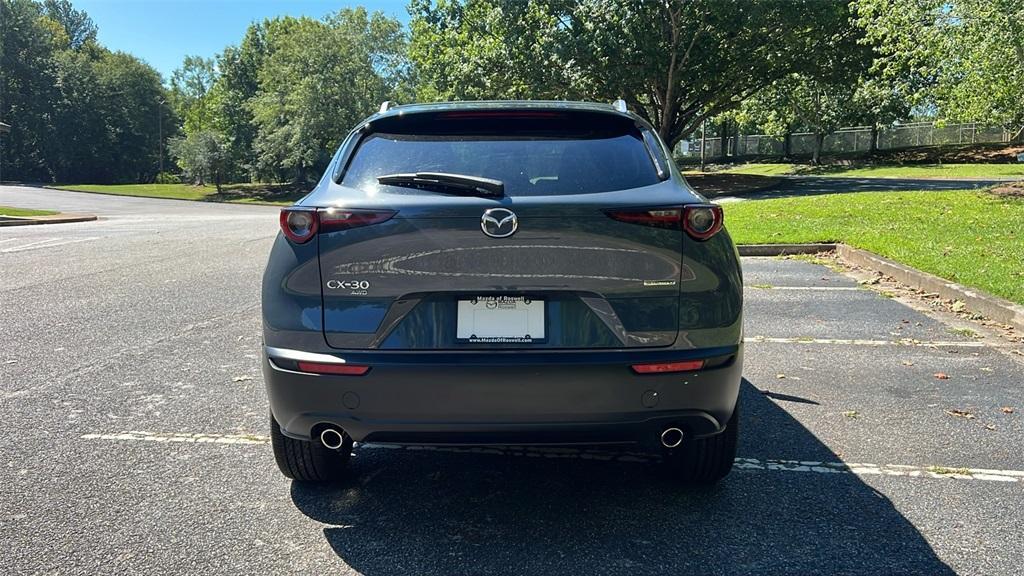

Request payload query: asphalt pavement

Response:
[1,185,1022,575]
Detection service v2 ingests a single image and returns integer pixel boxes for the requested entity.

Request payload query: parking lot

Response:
[2,185,1022,575]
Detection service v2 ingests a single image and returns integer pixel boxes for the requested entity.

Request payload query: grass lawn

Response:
[724,189,1024,304]
[0,205,58,217]
[720,163,1024,179]
[49,183,306,205]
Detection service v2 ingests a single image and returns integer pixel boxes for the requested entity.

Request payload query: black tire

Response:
[663,403,739,485]
[270,414,352,482]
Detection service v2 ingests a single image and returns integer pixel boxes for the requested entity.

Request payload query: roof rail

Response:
[611,99,627,113]
[378,101,398,114]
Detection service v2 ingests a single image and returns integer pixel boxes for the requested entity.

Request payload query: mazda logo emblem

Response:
[480,208,518,238]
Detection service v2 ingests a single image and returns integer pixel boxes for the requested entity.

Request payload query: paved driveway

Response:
[2,186,1022,575]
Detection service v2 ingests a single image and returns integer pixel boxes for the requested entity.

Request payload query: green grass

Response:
[722,163,1024,179]
[49,183,306,205]
[725,189,1024,304]
[0,205,58,217]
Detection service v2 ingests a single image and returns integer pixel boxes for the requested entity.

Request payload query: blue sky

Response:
[76,0,411,82]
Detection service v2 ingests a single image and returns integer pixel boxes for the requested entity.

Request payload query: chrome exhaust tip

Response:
[660,427,684,449]
[320,427,345,450]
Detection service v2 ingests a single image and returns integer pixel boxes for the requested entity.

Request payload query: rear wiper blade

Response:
[377,172,504,197]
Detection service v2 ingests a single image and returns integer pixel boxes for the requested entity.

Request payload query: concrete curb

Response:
[0,213,97,227]
[738,242,1024,332]
[835,244,1024,332]
[738,243,836,257]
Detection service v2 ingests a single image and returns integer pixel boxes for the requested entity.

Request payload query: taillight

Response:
[682,205,723,241]
[631,360,705,374]
[296,361,370,376]
[605,208,682,229]
[318,208,395,232]
[605,204,723,240]
[279,207,396,244]
[280,208,318,244]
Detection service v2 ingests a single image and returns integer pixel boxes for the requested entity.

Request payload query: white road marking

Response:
[80,431,1024,483]
[1,236,99,253]
[734,458,1024,483]
[746,286,862,291]
[0,238,19,244]
[80,431,267,445]
[745,336,986,348]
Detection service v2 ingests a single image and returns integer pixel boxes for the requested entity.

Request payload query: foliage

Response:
[0,0,172,183]
[168,130,226,189]
[247,9,407,181]
[170,55,217,134]
[724,190,1024,304]
[855,0,1024,137]
[409,0,859,146]
[154,171,179,184]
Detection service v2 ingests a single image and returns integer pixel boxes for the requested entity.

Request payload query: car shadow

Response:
[290,379,954,575]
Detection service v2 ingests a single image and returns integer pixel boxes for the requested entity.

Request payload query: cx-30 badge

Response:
[480,208,518,238]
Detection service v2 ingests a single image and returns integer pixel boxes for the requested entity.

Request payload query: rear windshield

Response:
[339,115,662,196]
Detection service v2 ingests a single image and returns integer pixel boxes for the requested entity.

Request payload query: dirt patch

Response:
[989,181,1024,199]
[877,142,1024,164]
[684,174,782,197]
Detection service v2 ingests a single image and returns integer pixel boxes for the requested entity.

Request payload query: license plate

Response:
[456,296,545,343]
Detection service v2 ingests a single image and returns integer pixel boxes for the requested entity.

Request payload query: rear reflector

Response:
[631,360,705,374]
[296,361,370,376]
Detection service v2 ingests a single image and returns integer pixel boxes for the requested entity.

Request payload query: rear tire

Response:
[663,403,738,485]
[270,414,352,482]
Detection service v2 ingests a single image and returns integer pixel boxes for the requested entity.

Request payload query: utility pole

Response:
[156,98,166,174]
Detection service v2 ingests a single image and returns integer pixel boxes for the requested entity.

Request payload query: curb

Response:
[738,243,836,257]
[835,244,1024,332]
[0,213,97,227]
[738,242,1024,332]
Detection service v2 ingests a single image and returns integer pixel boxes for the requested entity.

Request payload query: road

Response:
[2,186,1023,575]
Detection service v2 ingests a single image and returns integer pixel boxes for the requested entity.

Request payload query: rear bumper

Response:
[263,345,742,449]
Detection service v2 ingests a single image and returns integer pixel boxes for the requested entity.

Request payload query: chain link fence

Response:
[676,122,1017,159]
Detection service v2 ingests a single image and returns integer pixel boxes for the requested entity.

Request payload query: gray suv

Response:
[262,101,743,484]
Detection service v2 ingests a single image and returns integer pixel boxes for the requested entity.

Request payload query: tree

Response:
[42,0,97,49]
[170,55,218,134]
[169,130,226,190]
[249,9,406,182]
[409,0,860,147]
[855,0,1024,139]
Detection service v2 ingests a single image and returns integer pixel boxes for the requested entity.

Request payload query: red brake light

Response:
[296,361,370,376]
[631,360,705,374]
[319,208,396,232]
[605,208,682,229]
[280,208,318,244]
[683,205,723,241]
[279,207,396,244]
[606,204,723,240]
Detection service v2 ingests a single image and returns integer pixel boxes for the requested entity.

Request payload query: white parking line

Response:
[80,431,1024,483]
[745,336,986,348]
[746,286,863,291]
[1,236,99,253]
[81,431,267,445]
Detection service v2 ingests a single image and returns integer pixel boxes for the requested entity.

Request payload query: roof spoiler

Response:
[611,99,627,113]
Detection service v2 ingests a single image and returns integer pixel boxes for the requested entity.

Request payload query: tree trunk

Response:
[812,133,825,165]
[869,125,879,155]
[719,119,728,160]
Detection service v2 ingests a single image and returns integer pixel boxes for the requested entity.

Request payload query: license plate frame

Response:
[456,296,546,343]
